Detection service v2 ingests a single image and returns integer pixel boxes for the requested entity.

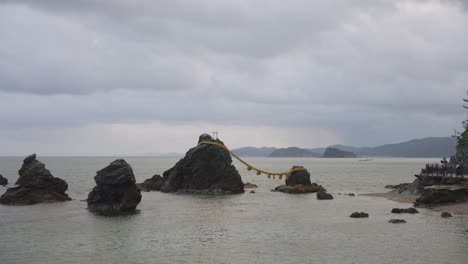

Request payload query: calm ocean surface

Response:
[0,157,467,264]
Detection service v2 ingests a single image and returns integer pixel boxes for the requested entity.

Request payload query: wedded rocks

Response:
[0,175,7,186]
[137,174,163,192]
[350,212,369,218]
[158,134,244,194]
[87,159,142,215]
[316,190,334,200]
[274,167,326,194]
[391,207,419,214]
[388,219,407,224]
[0,154,70,205]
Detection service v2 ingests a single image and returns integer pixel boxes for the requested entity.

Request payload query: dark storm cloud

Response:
[0,0,467,154]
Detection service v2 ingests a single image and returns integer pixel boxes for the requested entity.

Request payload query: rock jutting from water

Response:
[274,166,326,194]
[0,154,71,205]
[350,212,369,218]
[316,190,334,200]
[391,207,419,214]
[244,182,258,188]
[0,174,8,186]
[137,174,163,192]
[158,134,244,194]
[87,159,142,215]
[441,212,452,218]
[388,219,407,224]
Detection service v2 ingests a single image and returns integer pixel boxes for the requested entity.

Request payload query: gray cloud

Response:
[0,0,467,154]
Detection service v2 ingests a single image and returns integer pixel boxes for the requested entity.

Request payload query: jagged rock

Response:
[137,174,163,192]
[388,219,407,224]
[391,207,419,214]
[244,182,258,188]
[158,134,244,194]
[441,212,452,218]
[317,190,334,200]
[87,159,142,215]
[274,167,326,194]
[415,185,468,206]
[350,212,369,218]
[0,154,70,205]
[0,175,7,186]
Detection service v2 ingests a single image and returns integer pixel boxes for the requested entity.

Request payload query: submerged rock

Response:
[244,182,258,188]
[0,154,70,205]
[87,159,142,215]
[158,134,244,194]
[388,219,407,224]
[350,212,369,218]
[316,190,334,200]
[0,175,7,186]
[441,212,452,218]
[275,167,326,194]
[391,207,419,214]
[137,174,163,192]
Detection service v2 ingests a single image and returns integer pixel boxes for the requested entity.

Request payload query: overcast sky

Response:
[1,0,467,156]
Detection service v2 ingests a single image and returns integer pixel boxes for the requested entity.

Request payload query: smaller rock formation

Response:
[316,190,334,200]
[275,166,326,194]
[347,193,355,197]
[0,154,70,205]
[391,207,419,214]
[0,174,7,186]
[244,182,258,188]
[441,212,452,218]
[350,212,369,218]
[87,159,142,215]
[415,185,468,206]
[388,219,407,224]
[158,134,244,194]
[137,174,163,192]
[250,190,255,193]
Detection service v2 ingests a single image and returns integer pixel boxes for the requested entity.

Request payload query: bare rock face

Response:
[0,175,7,186]
[137,175,163,192]
[158,134,244,194]
[0,154,70,205]
[87,159,142,215]
[274,167,326,194]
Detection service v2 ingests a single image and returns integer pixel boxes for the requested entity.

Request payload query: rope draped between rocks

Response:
[198,141,306,179]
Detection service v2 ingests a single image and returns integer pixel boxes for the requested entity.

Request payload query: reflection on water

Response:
[0,157,467,263]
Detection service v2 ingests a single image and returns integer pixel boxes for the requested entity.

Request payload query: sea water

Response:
[0,157,467,264]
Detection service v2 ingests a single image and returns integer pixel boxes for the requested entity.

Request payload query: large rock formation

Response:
[274,166,326,194]
[158,134,244,194]
[0,154,70,205]
[87,159,142,215]
[0,174,7,186]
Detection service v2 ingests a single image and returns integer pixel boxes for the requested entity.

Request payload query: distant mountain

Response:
[322,147,357,158]
[231,147,276,157]
[356,137,456,158]
[269,147,321,157]
[231,137,455,158]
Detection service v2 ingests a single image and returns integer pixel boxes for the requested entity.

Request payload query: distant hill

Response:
[231,147,276,157]
[322,147,357,158]
[230,137,455,158]
[269,147,321,157]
